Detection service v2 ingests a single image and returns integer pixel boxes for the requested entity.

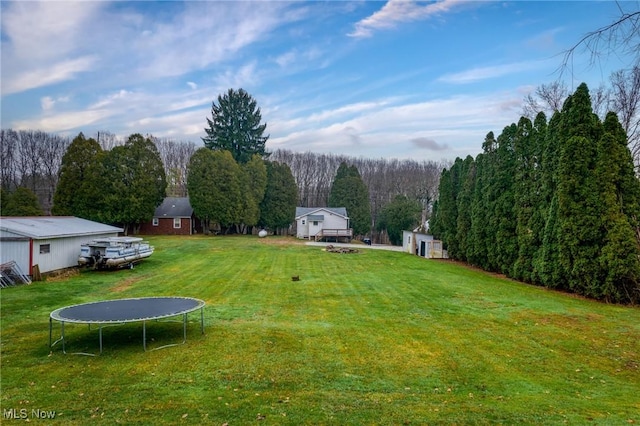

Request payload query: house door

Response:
[420,241,426,257]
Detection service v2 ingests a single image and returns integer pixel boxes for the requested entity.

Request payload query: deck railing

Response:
[314,228,353,242]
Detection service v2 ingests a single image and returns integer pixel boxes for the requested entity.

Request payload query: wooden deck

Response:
[314,228,353,242]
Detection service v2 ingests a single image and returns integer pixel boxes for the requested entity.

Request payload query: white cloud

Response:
[349,0,467,38]
[41,97,55,111]
[13,109,111,133]
[187,82,198,90]
[438,60,547,84]
[1,1,103,60]
[1,1,104,94]
[2,56,98,95]
[268,92,523,160]
[213,62,259,91]
[133,2,296,79]
[90,90,135,110]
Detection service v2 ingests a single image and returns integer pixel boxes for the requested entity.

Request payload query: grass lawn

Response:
[1,235,639,424]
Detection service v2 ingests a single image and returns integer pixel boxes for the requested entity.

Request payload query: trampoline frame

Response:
[49,297,205,355]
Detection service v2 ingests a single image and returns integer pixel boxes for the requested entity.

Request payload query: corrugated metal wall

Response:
[0,239,31,274]
[32,233,119,273]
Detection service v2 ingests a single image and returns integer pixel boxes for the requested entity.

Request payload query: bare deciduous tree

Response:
[609,66,640,172]
[522,81,569,119]
[94,131,123,151]
[153,137,197,197]
[560,4,639,77]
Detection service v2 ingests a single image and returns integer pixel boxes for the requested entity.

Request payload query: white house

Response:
[0,216,122,276]
[295,207,352,242]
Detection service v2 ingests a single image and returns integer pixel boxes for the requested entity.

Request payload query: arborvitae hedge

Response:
[431,83,640,304]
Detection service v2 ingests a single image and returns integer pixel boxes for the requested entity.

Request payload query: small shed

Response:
[138,197,199,235]
[0,216,122,276]
[295,207,352,242]
[402,230,446,258]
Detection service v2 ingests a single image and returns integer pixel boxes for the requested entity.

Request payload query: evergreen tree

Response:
[100,134,166,234]
[538,111,565,289]
[454,156,475,262]
[328,162,371,236]
[2,187,42,216]
[512,117,536,281]
[468,153,490,268]
[431,159,463,256]
[555,85,604,297]
[376,195,422,245]
[259,161,298,233]
[528,112,549,283]
[1,187,11,214]
[596,112,640,302]
[209,150,244,233]
[491,124,518,274]
[187,148,218,234]
[52,132,104,220]
[240,154,268,233]
[203,88,269,164]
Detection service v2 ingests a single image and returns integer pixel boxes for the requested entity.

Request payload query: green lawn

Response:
[1,235,638,424]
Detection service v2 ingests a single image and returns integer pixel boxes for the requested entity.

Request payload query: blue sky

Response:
[0,1,634,161]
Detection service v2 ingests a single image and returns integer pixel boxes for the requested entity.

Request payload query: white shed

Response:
[0,217,123,276]
[295,207,351,241]
[402,230,446,258]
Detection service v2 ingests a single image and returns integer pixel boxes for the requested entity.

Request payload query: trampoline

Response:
[49,297,205,355]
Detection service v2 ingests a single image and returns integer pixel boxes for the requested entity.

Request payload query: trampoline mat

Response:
[51,297,204,323]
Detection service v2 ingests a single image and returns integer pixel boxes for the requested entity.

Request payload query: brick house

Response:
[138,197,200,235]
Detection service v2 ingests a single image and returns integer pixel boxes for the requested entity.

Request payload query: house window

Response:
[39,244,50,254]
[152,217,159,226]
[173,218,181,229]
[302,219,306,225]
[313,221,318,226]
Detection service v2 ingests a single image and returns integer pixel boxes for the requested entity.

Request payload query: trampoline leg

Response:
[61,322,66,354]
[99,326,103,355]
[49,317,52,348]
[201,307,205,335]
[183,313,187,344]
[143,321,146,351]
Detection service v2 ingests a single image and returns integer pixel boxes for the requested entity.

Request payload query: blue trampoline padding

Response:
[50,297,205,324]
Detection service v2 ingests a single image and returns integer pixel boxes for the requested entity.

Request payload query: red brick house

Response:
[138,197,200,235]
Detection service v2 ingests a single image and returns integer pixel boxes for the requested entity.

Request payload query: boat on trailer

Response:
[78,237,154,269]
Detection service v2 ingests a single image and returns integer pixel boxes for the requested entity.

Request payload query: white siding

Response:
[1,232,119,275]
[0,239,31,274]
[322,212,348,230]
[296,209,349,239]
[32,233,119,273]
[296,218,309,239]
[402,231,434,256]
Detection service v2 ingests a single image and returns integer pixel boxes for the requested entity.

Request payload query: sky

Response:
[0,0,635,162]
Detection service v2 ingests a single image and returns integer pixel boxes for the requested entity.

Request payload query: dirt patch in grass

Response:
[44,268,80,282]
[111,277,141,292]
[258,237,304,246]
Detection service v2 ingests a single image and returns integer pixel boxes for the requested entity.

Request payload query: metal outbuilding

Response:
[0,217,123,276]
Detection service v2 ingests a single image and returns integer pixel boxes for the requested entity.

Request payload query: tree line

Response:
[0,129,196,214]
[430,83,640,304]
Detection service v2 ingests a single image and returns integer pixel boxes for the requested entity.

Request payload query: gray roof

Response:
[154,197,193,218]
[295,207,348,219]
[0,216,123,239]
